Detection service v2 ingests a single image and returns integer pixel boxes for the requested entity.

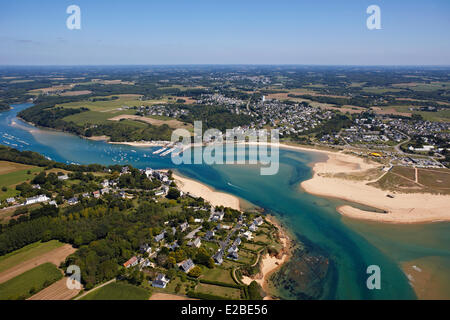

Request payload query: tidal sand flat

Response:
[1,104,446,299]
[300,151,450,223]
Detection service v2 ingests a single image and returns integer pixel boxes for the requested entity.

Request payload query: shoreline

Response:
[171,172,241,211]
[10,112,450,224]
[170,171,292,298]
[300,151,450,224]
[241,214,292,299]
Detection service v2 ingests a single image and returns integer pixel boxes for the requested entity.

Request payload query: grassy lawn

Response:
[0,263,62,300]
[149,276,196,296]
[195,283,241,300]
[221,259,242,269]
[237,250,257,265]
[253,233,271,244]
[0,240,64,274]
[200,267,235,284]
[202,241,219,254]
[81,282,150,300]
[241,243,264,252]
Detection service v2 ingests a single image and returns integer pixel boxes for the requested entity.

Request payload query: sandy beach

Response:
[300,150,450,223]
[172,172,241,210]
[108,140,170,147]
[99,138,450,223]
[241,215,292,299]
[86,135,110,141]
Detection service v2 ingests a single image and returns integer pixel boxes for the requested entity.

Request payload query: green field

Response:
[0,263,62,300]
[363,87,405,94]
[0,240,64,273]
[81,281,150,300]
[57,95,169,112]
[195,283,241,300]
[416,109,450,122]
[393,82,450,92]
[63,109,136,125]
[0,161,42,201]
[200,267,235,284]
[392,106,450,122]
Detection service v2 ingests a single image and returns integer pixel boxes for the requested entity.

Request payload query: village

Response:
[0,159,282,300]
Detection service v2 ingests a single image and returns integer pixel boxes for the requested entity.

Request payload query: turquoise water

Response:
[2,103,449,299]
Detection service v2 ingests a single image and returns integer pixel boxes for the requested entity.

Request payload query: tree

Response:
[248,281,263,300]
[166,188,180,200]
[188,266,202,278]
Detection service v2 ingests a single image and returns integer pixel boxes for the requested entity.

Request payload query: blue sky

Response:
[0,0,449,65]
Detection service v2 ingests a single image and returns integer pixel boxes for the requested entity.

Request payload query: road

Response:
[393,131,411,154]
[74,278,116,300]
[185,226,202,240]
[218,223,241,254]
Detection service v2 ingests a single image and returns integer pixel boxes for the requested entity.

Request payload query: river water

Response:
[1,103,449,299]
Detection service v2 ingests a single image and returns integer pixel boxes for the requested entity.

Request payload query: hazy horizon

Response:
[1,0,450,65]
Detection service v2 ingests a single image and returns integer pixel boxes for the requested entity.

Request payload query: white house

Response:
[152,274,170,288]
[25,195,50,205]
[189,237,202,248]
[145,168,153,178]
[254,216,264,226]
[243,231,253,240]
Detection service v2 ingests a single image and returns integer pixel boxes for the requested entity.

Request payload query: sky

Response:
[0,0,449,65]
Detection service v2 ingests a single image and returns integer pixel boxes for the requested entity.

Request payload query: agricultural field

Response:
[392,81,450,92]
[0,263,63,300]
[57,95,165,112]
[81,281,150,300]
[389,105,450,122]
[62,109,136,126]
[28,277,81,300]
[362,87,405,94]
[0,161,43,201]
[108,114,193,131]
[57,94,195,131]
[0,240,64,274]
[0,241,76,284]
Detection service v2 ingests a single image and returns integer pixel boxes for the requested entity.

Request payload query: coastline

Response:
[300,151,450,224]
[241,214,292,299]
[170,171,292,298]
[9,113,450,224]
[172,172,241,211]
